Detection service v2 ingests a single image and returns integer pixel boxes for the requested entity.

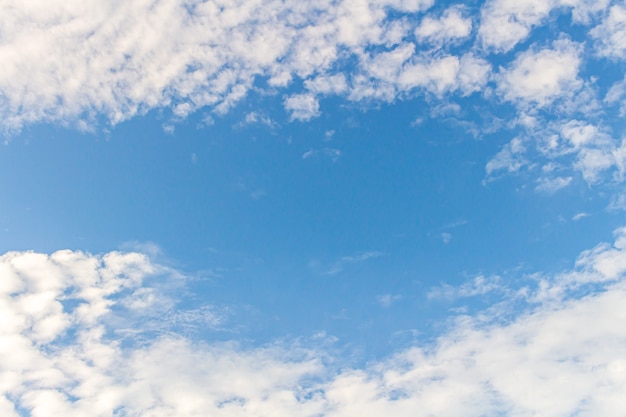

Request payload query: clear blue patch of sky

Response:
[1,92,623,359]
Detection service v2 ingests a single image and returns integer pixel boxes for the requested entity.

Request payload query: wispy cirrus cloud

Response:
[325,251,384,275]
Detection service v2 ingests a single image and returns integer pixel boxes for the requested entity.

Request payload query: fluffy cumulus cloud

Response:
[1,0,624,189]
[0,0,500,131]
[0,0,441,130]
[414,5,473,45]
[478,0,610,52]
[496,39,582,107]
[591,4,626,59]
[2,228,626,416]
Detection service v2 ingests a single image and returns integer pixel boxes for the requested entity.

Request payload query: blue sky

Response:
[2,0,626,415]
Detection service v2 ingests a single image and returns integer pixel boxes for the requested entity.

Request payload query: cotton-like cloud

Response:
[478,0,558,52]
[3,229,626,416]
[0,0,487,132]
[497,40,582,107]
[0,229,626,417]
[591,5,626,59]
[478,0,610,52]
[0,0,440,131]
[285,93,321,121]
[414,6,473,45]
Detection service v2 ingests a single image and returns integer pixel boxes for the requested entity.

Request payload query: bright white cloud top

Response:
[2,1,626,416]
[2,230,626,416]
[2,0,625,187]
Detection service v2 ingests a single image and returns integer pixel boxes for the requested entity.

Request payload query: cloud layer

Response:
[2,227,626,416]
[3,0,626,192]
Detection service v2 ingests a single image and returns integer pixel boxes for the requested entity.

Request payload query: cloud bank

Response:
[4,0,626,191]
[2,227,626,416]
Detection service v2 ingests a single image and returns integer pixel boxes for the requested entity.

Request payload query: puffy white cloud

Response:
[414,6,473,45]
[591,5,626,59]
[489,118,626,186]
[284,93,320,121]
[497,40,582,107]
[304,74,349,95]
[3,231,626,416]
[0,0,440,131]
[478,0,558,52]
[478,0,610,52]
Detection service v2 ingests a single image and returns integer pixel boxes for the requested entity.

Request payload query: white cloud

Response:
[478,0,558,52]
[3,229,626,416]
[302,147,342,162]
[485,137,527,177]
[377,294,402,307]
[240,111,276,128]
[497,40,582,107]
[535,176,572,193]
[415,6,473,45]
[325,251,383,275]
[605,76,626,115]
[284,93,320,121]
[0,0,617,139]
[572,212,589,221]
[521,119,626,186]
[560,119,606,149]
[304,74,349,95]
[478,0,609,52]
[429,274,504,300]
[0,0,436,131]
[591,5,626,59]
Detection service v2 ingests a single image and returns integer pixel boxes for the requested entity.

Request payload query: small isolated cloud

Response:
[415,6,473,45]
[535,176,572,193]
[497,40,582,107]
[302,148,342,162]
[240,111,276,128]
[605,76,626,115]
[284,93,320,121]
[234,181,268,200]
[326,251,384,275]
[572,212,590,221]
[429,274,504,300]
[377,294,402,307]
[441,232,452,244]
[485,137,527,178]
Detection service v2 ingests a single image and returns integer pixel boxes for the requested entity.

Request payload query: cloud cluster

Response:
[0,0,440,130]
[0,0,572,131]
[2,227,626,416]
[2,0,625,190]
